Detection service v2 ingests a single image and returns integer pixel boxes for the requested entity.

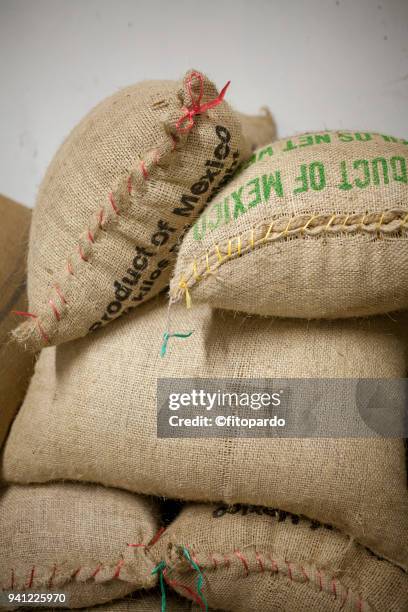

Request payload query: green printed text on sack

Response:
[193,155,407,241]
[243,132,408,169]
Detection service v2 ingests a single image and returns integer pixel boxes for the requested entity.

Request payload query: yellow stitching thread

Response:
[264,221,275,242]
[325,214,336,231]
[192,259,202,281]
[377,211,385,238]
[205,252,211,273]
[179,209,408,306]
[178,276,192,309]
[214,244,223,263]
[302,215,316,233]
[283,218,292,237]
[342,214,351,229]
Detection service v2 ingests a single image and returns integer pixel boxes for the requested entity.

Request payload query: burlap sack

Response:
[14,70,252,352]
[3,298,407,569]
[0,483,158,609]
[236,108,277,151]
[42,591,206,611]
[0,195,35,449]
[150,502,408,612]
[170,131,408,318]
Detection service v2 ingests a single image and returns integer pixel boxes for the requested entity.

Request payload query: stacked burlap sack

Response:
[0,69,276,611]
[11,69,274,349]
[1,69,407,610]
[0,195,35,449]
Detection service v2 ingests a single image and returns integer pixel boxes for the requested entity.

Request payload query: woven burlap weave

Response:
[14,70,251,352]
[42,592,205,611]
[236,107,277,151]
[171,131,408,318]
[0,483,157,608]
[3,297,408,570]
[150,502,408,611]
[0,195,35,449]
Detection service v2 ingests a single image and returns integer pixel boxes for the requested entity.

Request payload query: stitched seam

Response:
[16,71,227,344]
[19,131,180,343]
[1,527,168,592]
[168,549,372,612]
[173,208,408,305]
[0,546,153,592]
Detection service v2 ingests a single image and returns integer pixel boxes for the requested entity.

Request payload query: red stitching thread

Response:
[317,568,323,591]
[109,192,119,214]
[172,551,371,611]
[170,133,178,150]
[78,246,88,262]
[163,570,205,610]
[5,557,143,592]
[191,552,201,571]
[176,72,230,133]
[113,559,124,578]
[11,311,50,343]
[269,555,278,574]
[255,551,264,573]
[18,75,229,346]
[48,564,56,588]
[210,555,218,569]
[127,526,165,548]
[340,587,349,609]
[91,564,102,578]
[48,299,61,321]
[27,566,35,589]
[11,310,37,318]
[98,208,105,227]
[223,554,230,568]
[139,159,148,180]
[234,550,249,577]
[148,526,166,547]
[36,320,50,343]
[54,284,67,304]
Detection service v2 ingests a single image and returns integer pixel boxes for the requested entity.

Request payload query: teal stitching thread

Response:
[151,561,167,611]
[182,547,208,612]
[160,331,193,357]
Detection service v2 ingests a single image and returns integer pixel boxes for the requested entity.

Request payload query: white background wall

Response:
[1,0,407,207]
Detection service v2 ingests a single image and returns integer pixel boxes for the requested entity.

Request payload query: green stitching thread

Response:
[182,547,208,612]
[160,331,193,357]
[151,561,167,611]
